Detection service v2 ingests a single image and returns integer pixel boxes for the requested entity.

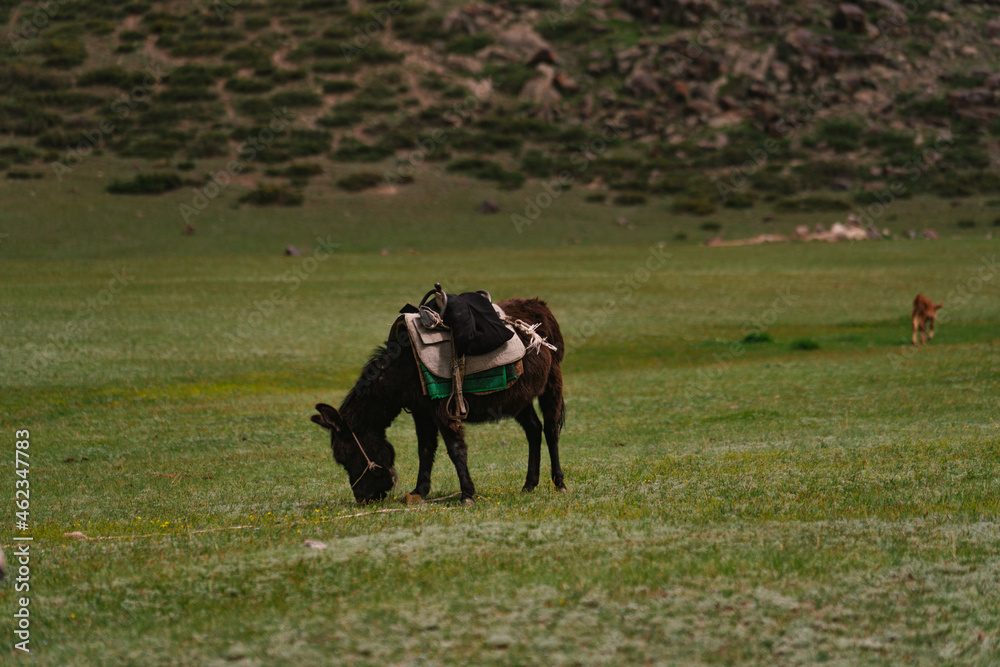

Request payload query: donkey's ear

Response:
[935,303,943,310]
[312,403,348,433]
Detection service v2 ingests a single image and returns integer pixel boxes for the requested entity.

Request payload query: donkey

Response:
[311,298,566,505]
[912,294,943,345]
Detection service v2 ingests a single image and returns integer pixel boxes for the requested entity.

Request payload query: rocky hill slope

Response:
[1,0,998,215]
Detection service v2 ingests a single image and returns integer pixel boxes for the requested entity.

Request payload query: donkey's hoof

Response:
[402,493,424,505]
[557,485,568,494]
[460,497,475,506]
[521,484,537,493]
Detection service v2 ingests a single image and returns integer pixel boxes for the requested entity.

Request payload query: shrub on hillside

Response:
[808,119,863,153]
[77,66,147,89]
[321,80,358,94]
[106,172,183,195]
[336,171,383,192]
[226,78,275,94]
[238,184,303,206]
[613,193,646,206]
[672,193,717,215]
[333,137,393,162]
[742,332,773,344]
[43,37,87,69]
[446,158,525,190]
[774,196,850,213]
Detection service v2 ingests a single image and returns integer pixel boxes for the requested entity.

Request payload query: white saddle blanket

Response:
[403,305,526,379]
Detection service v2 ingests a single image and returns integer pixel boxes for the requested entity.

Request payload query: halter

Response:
[349,431,396,490]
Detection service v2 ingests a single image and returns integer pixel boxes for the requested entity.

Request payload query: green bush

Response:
[317,112,361,127]
[106,172,183,194]
[272,69,307,84]
[224,46,271,68]
[226,78,275,94]
[285,162,324,178]
[158,87,218,103]
[336,171,383,192]
[271,90,322,107]
[26,91,104,111]
[483,64,535,96]
[742,332,773,344]
[0,64,69,92]
[613,193,646,206]
[810,119,863,153]
[6,170,43,180]
[790,338,820,351]
[446,158,525,190]
[538,17,591,44]
[722,190,756,209]
[77,66,147,89]
[393,13,448,44]
[117,134,188,159]
[446,34,494,55]
[0,145,40,164]
[672,194,717,215]
[699,221,721,232]
[187,132,229,159]
[956,219,976,229]
[238,184,304,206]
[288,129,332,156]
[774,196,850,213]
[0,102,62,136]
[321,80,358,94]
[333,137,394,162]
[43,37,88,69]
[585,193,607,203]
[168,65,216,87]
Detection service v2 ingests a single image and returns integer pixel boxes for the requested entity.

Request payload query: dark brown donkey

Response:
[311,298,566,505]
[911,294,943,345]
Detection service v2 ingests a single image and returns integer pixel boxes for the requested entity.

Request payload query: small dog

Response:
[912,294,942,345]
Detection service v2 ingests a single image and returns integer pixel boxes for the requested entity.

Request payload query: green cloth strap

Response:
[420,363,518,400]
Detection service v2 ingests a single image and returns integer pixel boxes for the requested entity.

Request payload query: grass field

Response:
[2,168,1000,664]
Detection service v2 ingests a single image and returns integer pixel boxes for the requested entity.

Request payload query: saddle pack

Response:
[397,284,525,421]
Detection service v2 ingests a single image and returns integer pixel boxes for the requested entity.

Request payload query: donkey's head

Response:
[311,403,397,503]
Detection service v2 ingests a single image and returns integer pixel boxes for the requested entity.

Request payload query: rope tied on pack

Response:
[504,317,558,355]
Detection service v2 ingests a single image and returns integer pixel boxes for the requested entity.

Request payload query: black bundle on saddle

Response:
[413,283,514,358]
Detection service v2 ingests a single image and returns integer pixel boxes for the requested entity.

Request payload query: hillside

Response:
[2,0,999,224]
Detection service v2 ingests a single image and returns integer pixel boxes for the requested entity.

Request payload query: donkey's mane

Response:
[338,344,406,430]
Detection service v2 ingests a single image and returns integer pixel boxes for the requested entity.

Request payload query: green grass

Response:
[1,164,1000,664]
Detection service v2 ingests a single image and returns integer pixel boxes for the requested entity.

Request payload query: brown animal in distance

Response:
[912,294,943,345]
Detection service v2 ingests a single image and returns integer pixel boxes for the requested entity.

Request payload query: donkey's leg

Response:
[912,315,920,345]
[515,404,544,492]
[438,420,476,504]
[928,317,936,341]
[411,409,439,498]
[539,370,567,492]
